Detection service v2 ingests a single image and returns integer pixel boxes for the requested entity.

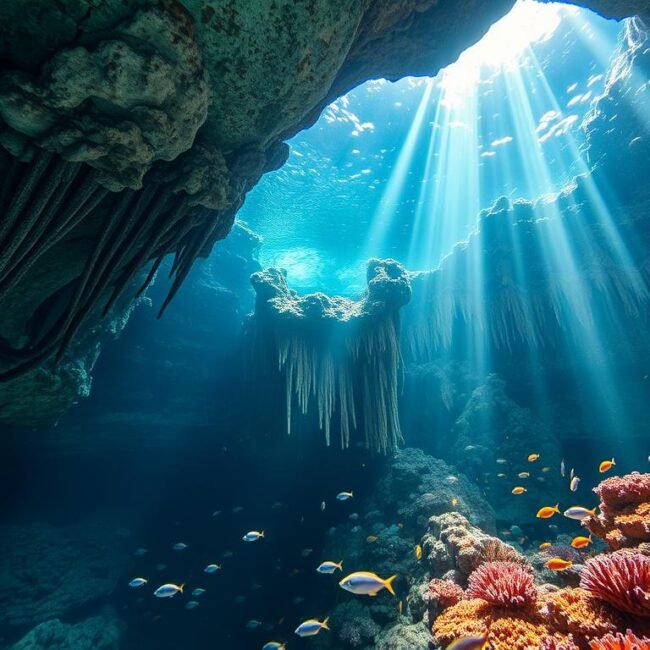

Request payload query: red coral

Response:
[425,578,465,609]
[594,474,650,510]
[466,560,537,608]
[589,630,650,650]
[580,550,650,617]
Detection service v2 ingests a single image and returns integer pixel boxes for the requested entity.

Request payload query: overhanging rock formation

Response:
[248,259,411,453]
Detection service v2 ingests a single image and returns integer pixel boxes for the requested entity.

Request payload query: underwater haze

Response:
[1,2,650,650]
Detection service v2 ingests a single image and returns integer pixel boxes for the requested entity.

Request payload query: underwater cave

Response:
[1,1,650,649]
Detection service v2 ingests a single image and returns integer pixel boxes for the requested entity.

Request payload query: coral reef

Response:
[248,259,411,452]
[466,561,537,608]
[374,621,431,650]
[580,551,650,617]
[589,630,650,650]
[585,473,650,551]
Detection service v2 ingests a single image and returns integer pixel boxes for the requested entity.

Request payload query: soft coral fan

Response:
[580,550,650,617]
[585,473,650,551]
[466,561,537,607]
[589,630,650,650]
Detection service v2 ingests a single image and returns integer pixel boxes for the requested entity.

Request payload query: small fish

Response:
[445,633,490,650]
[561,459,566,477]
[599,458,615,473]
[536,504,560,519]
[512,486,527,495]
[212,510,221,517]
[263,643,286,650]
[398,600,403,615]
[128,577,148,588]
[223,550,234,558]
[570,476,581,492]
[172,542,188,551]
[570,468,575,481]
[155,563,167,572]
[497,473,506,478]
[232,506,244,513]
[510,525,523,536]
[563,506,597,521]
[185,600,200,610]
[415,544,422,561]
[301,548,313,557]
[349,513,359,521]
[496,458,507,464]
[539,542,552,550]
[247,620,263,630]
[518,472,530,479]
[192,588,206,596]
[134,548,148,557]
[153,583,184,598]
[528,454,540,462]
[451,498,459,506]
[317,561,343,574]
[243,531,265,542]
[336,491,353,501]
[204,563,222,573]
[545,557,573,571]
[366,535,378,543]
[321,501,326,511]
[294,618,330,637]
[571,535,593,549]
[542,467,551,473]
[339,571,397,596]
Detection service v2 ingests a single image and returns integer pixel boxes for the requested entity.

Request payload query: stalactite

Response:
[249,260,411,452]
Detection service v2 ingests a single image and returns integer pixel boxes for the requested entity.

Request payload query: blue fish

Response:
[294,617,329,637]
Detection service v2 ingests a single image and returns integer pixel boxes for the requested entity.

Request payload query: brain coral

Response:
[585,473,650,551]
[589,630,650,650]
[580,551,650,617]
[466,561,537,608]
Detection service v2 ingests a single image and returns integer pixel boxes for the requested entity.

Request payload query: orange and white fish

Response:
[571,535,592,549]
[528,454,540,462]
[512,486,527,495]
[536,504,560,519]
[545,557,573,571]
[539,542,552,550]
[599,458,615,473]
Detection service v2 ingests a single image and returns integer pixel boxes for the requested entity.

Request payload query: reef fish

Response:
[192,588,206,596]
[445,633,490,650]
[512,486,527,495]
[128,577,148,588]
[496,458,507,464]
[339,571,397,596]
[599,458,615,473]
[336,491,353,501]
[561,459,565,477]
[571,535,593,549]
[204,563,222,573]
[153,583,184,598]
[528,454,540,462]
[317,561,343,574]
[539,542,551,550]
[321,501,326,511]
[243,531,265,542]
[518,472,530,479]
[545,557,573,571]
[247,620,263,630]
[536,504,560,519]
[185,600,200,610]
[366,535,378,543]
[263,643,286,650]
[570,476,581,492]
[415,544,422,560]
[563,506,596,521]
[172,542,188,551]
[294,618,329,637]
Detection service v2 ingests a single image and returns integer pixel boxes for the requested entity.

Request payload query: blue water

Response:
[2,3,650,650]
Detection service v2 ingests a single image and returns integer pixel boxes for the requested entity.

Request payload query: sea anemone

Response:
[589,629,650,650]
[425,578,465,609]
[580,550,650,617]
[539,635,579,649]
[466,560,537,607]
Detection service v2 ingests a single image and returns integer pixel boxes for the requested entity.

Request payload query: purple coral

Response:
[466,560,537,608]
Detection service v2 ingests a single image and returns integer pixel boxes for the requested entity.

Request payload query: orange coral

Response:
[589,629,650,650]
[432,598,493,644]
[541,588,623,645]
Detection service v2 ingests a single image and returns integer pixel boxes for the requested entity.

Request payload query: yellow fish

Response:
[451,498,459,507]
[571,535,593,549]
[512,486,527,495]
[599,458,615,473]
[539,542,552,550]
[366,535,378,543]
[445,633,490,650]
[339,571,397,596]
[536,504,560,519]
[518,472,530,478]
[398,600,403,616]
[414,544,422,561]
[528,454,540,462]
[545,557,573,571]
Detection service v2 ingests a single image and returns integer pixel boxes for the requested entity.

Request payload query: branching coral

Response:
[585,473,650,550]
[580,551,650,617]
[589,630,650,650]
[466,561,537,608]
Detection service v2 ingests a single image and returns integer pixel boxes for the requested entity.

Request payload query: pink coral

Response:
[425,578,465,609]
[466,560,537,608]
[594,473,650,510]
[589,630,650,650]
[580,550,650,617]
